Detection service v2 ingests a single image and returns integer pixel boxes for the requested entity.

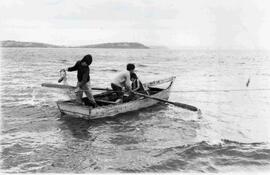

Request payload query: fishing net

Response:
[58,69,76,99]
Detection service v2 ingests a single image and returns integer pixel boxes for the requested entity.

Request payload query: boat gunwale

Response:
[57,76,175,108]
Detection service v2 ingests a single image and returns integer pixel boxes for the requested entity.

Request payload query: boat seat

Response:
[96,99,118,105]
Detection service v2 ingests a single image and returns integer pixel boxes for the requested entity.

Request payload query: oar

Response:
[132,91,199,112]
[41,83,112,91]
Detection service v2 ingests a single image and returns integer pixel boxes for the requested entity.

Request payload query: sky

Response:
[0,0,270,49]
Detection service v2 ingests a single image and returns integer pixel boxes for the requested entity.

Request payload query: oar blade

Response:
[173,102,198,112]
[133,91,199,112]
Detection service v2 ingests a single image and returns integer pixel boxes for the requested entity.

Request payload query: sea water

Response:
[1,48,270,173]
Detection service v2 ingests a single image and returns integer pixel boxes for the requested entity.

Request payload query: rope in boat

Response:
[90,88,270,93]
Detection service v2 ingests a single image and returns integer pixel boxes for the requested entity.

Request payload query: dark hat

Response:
[81,54,92,65]
[127,63,135,71]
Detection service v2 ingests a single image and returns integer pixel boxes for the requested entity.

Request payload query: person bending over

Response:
[111,63,135,103]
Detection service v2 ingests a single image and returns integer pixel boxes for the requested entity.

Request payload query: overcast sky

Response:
[0,0,270,49]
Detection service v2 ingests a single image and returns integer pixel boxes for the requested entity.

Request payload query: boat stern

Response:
[57,100,92,119]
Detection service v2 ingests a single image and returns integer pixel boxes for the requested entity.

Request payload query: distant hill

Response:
[1,40,61,48]
[77,42,149,49]
[1,40,149,49]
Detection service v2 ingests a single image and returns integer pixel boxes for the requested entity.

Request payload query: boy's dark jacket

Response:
[67,55,92,87]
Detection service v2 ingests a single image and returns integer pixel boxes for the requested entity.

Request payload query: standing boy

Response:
[64,54,97,107]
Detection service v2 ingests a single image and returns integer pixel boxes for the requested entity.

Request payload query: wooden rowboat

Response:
[56,76,176,120]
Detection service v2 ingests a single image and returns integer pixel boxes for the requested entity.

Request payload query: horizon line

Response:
[1,40,269,51]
